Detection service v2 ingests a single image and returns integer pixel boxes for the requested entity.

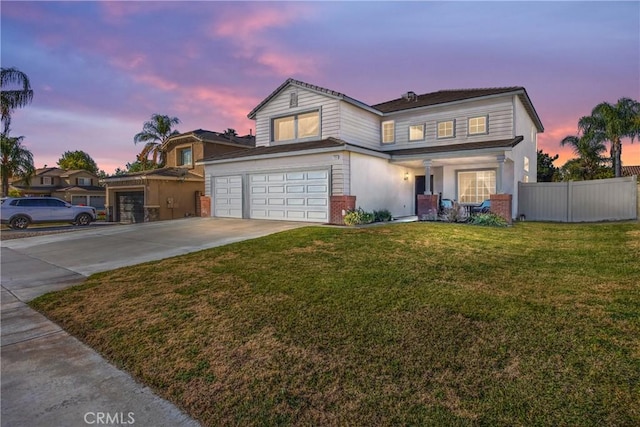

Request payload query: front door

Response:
[415,175,433,215]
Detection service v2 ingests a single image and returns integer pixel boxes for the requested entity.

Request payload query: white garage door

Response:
[213,175,243,218]
[250,170,329,222]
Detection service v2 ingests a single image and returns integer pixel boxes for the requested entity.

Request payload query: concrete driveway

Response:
[1,218,306,427]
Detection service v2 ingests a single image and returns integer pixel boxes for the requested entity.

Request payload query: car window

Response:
[46,199,67,207]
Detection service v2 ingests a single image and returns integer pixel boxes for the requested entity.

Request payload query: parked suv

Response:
[1,197,96,229]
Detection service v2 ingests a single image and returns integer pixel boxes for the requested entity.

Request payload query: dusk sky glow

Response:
[2,1,639,174]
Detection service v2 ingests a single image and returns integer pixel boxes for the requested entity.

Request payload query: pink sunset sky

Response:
[2,1,639,174]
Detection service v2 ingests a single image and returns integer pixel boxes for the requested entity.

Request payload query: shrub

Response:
[343,207,375,226]
[373,209,393,222]
[440,205,469,223]
[469,213,508,227]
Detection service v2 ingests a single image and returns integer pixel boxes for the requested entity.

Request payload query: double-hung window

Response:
[272,111,320,142]
[77,177,91,186]
[409,124,425,141]
[458,170,496,204]
[381,120,395,144]
[468,116,487,135]
[437,120,455,139]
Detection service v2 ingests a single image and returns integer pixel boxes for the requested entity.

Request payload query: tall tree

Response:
[559,134,611,180]
[57,150,99,174]
[1,67,34,134]
[577,97,640,177]
[133,114,180,168]
[537,149,559,182]
[1,132,35,196]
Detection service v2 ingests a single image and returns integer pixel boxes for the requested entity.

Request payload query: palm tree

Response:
[1,67,34,134]
[1,132,35,196]
[560,134,610,180]
[133,114,181,168]
[577,98,640,177]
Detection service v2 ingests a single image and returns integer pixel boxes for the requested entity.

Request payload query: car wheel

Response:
[75,213,92,226]
[10,215,30,230]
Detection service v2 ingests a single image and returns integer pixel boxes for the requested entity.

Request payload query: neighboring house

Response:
[10,167,105,210]
[198,78,544,224]
[622,165,640,177]
[101,129,254,223]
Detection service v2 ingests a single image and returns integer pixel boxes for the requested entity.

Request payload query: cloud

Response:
[208,3,322,77]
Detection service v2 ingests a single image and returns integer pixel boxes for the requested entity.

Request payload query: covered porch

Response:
[389,138,521,222]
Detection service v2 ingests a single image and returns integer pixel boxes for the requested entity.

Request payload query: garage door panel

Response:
[249,169,329,223]
[213,175,242,218]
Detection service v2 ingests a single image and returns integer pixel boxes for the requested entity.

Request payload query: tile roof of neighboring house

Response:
[387,136,525,157]
[163,128,255,149]
[622,165,640,176]
[200,136,525,164]
[247,78,544,132]
[101,167,202,181]
[58,185,105,192]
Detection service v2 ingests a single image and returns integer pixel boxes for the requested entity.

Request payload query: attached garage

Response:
[212,175,243,218]
[249,170,329,222]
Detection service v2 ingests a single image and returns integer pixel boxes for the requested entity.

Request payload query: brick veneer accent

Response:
[490,194,512,224]
[330,195,356,225]
[200,195,211,217]
[417,194,439,219]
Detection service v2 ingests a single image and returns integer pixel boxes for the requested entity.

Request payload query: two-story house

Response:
[10,167,105,210]
[102,129,254,223]
[198,79,544,224]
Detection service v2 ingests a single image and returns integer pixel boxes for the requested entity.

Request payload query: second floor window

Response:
[42,177,53,185]
[468,116,487,135]
[77,177,92,186]
[381,120,395,144]
[437,120,455,138]
[273,111,320,142]
[178,147,192,166]
[409,124,425,141]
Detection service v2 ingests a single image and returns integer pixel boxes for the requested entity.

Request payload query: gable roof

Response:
[622,165,640,176]
[247,78,544,132]
[247,78,380,119]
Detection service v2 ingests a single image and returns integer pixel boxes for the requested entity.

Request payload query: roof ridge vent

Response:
[402,91,417,101]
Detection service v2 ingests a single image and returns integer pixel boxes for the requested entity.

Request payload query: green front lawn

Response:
[31,222,640,426]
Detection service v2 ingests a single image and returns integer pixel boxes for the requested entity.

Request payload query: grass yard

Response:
[31,222,640,426]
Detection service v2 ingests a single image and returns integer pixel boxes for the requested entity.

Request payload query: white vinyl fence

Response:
[518,176,638,222]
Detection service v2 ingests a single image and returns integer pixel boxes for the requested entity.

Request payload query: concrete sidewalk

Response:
[1,218,306,427]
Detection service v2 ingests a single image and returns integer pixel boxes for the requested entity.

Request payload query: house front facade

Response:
[10,167,106,211]
[102,129,253,223]
[199,79,544,224]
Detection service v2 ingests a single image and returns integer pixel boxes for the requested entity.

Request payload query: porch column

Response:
[423,160,432,195]
[496,155,505,193]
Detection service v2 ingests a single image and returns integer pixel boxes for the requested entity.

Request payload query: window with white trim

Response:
[458,170,496,204]
[42,176,52,185]
[437,120,455,138]
[77,177,92,186]
[468,116,487,135]
[382,120,395,144]
[409,124,425,141]
[272,111,320,142]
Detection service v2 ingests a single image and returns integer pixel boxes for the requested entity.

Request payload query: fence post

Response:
[567,181,573,222]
